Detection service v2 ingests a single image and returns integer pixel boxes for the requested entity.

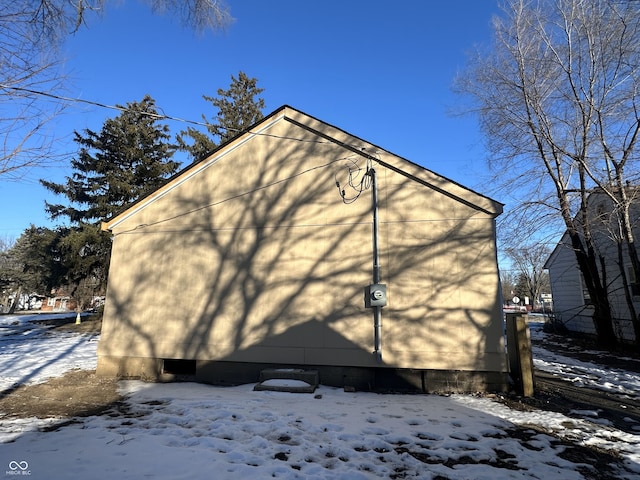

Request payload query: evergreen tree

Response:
[40,95,180,306]
[177,71,265,161]
[42,95,179,222]
[0,226,66,312]
[513,273,530,303]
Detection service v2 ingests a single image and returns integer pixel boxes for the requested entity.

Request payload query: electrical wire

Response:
[0,83,210,128]
[334,155,375,204]
[113,157,352,235]
[1,83,388,230]
[0,83,345,147]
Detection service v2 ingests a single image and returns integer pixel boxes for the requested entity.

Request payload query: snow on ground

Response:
[0,313,97,391]
[0,313,639,479]
[528,317,640,398]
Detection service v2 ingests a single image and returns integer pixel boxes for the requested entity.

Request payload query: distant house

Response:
[97,106,507,392]
[40,289,77,312]
[7,292,45,311]
[544,190,640,343]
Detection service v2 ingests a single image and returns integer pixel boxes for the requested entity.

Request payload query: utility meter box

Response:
[364,283,387,308]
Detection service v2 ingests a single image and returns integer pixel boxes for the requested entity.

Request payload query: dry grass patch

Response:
[0,369,121,419]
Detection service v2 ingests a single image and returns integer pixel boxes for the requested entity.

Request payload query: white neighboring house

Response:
[539,293,553,312]
[7,292,44,311]
[544,191,640,344]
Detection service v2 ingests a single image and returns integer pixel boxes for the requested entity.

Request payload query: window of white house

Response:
[627,266,640,297]
[580,273,592,305]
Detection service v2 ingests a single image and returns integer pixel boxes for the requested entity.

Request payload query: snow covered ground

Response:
[529,318,640,398]
[1,313,639,479]
[0,313,97,391]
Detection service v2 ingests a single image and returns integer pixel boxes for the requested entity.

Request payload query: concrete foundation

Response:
[97,356,508,393]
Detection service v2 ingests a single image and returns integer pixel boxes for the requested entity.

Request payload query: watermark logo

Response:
[5,461,30,476]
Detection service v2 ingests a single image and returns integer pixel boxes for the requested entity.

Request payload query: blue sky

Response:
[0,0,501,238]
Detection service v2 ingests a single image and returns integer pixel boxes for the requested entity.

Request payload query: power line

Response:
[0,83,340,147]
[1,83,385,234]
[0,83,210,128]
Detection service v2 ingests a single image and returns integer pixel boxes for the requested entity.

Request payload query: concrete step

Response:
[254,368,319,393]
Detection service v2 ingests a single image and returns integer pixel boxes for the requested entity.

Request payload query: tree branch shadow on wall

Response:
[97,125,506,392]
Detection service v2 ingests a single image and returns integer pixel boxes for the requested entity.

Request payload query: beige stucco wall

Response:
[98,110,506,375]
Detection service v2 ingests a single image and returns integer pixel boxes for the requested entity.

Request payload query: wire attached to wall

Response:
[334,151,376,204]
[113,156,354,236]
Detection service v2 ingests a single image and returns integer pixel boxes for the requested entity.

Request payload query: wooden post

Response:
[505,313,535,397]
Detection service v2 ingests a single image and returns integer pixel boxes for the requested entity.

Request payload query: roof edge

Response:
[104,104,503,230]
[280,107,503,217]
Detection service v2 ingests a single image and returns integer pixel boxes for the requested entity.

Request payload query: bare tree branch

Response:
[456,0,640,347]
[0,0,233,182]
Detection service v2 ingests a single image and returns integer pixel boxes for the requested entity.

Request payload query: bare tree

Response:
[456,0,640,347]
[500,268,519,304]
[0,2,68,180]
[505,243,551,309]
[0,0,232,180]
